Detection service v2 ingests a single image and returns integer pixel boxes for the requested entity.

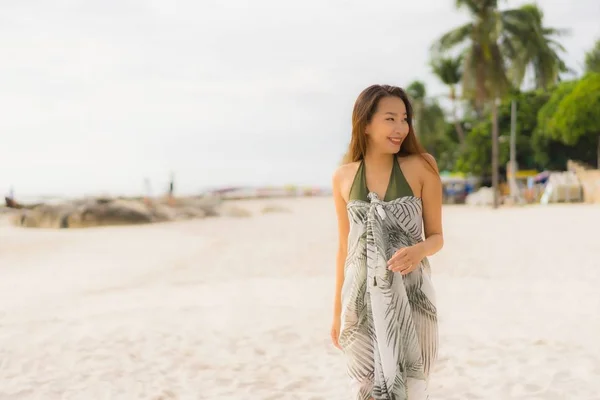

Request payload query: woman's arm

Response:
[332,167,350,319]
[387,154,443,274]
[414,153,444,257]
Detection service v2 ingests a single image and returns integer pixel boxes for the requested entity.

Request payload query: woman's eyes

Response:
[386,118,407,122]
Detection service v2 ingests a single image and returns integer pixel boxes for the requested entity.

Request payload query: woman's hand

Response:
[331,317,342,350]
[387,244,425,275]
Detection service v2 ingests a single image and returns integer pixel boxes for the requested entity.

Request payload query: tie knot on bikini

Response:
[367,192,386,220]
[367,192,379,202]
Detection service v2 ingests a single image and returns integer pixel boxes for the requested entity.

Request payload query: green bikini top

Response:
[348,157,414,202]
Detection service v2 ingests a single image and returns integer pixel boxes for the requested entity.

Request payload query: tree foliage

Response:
[540,73,600,145]
[585,38,600,74]
[388,5,598,178]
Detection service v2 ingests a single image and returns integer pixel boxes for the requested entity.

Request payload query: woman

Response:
[330,84,444,399]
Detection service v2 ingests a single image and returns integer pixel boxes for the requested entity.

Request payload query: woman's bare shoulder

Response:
[332,161,360,183]
[399,153,439,174]
[332,161,361,201]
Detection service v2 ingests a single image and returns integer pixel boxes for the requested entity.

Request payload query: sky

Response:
[1,0,598,198]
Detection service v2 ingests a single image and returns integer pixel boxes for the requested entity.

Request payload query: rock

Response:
[150,204,179,222]
[180,196,222,216]
[218,205,252,218]
[13,203,75,228]
[260,204,291,214]
[66,199,154,228]
[173,206,207,220]
[8,194,226,229]
[10,199,153,228]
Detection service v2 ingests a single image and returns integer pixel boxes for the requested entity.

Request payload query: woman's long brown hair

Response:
[343,84,438,174]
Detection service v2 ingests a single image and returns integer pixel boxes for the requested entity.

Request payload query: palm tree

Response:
[406,81,426,138]
[431,55,466,144]
[505,4,570,90]
[406,81,447,158]
[432,0,567,208]
[585,38,600,74]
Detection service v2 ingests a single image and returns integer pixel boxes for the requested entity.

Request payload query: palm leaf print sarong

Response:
[339,192,438,400]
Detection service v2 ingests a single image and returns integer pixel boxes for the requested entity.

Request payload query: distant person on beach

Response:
[330,84,444,399]
[167,173,175,206]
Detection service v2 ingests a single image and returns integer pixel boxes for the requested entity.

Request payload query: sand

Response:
[0,198,599,399]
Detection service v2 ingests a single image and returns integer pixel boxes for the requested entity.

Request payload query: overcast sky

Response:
[1,0,598,198]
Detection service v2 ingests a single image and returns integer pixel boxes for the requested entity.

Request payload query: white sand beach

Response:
[1,198,599,399]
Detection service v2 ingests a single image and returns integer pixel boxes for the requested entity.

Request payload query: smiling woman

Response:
[330,84,444,400]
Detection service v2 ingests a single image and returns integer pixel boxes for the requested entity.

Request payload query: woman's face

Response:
[365,96,410,154]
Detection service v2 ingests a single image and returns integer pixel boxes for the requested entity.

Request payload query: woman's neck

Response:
[363,149,395,172]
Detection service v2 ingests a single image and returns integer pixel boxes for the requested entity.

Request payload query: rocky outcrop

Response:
[6,194,297,229]
[9,196,226,229]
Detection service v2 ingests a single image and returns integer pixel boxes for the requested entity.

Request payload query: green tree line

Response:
[408,0,600,208]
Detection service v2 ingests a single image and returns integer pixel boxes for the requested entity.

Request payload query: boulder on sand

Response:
[12,199,155,229]
[217,204,252,218]
[7,194,258,229]
[66,199,155,228]
[13,203,77,228]
[260,204,291,214]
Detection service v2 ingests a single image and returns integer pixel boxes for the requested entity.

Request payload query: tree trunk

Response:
[597,133,600,169]
[596,134,600,168]
[454,120,465,144]
[491,100,500,209]
[452,102,465,144]
[450,88,465,144]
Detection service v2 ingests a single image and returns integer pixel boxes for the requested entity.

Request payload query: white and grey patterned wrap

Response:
[339,192,438,400]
